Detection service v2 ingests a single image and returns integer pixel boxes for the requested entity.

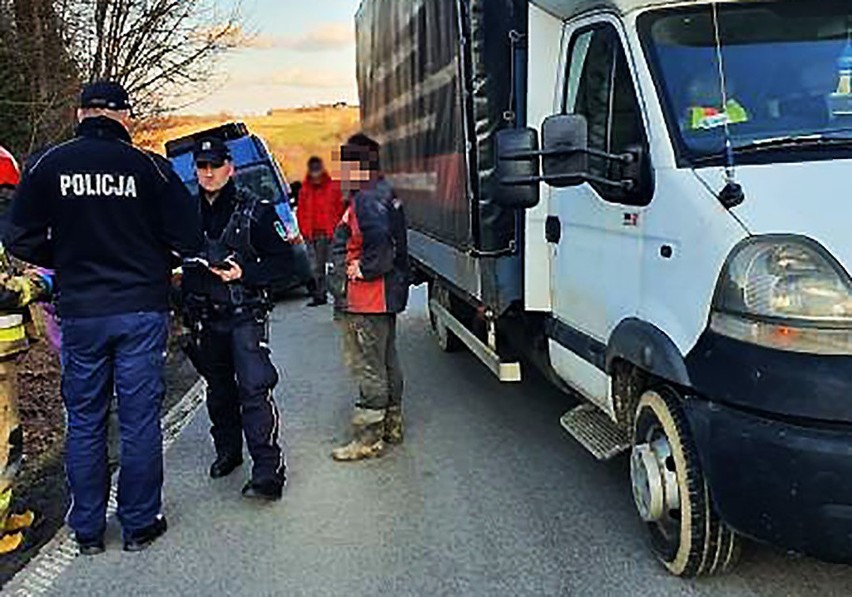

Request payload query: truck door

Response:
[547,19,652,414]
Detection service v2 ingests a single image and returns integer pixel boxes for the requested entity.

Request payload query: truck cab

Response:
[357,0,852,576]
[509,0,852,575]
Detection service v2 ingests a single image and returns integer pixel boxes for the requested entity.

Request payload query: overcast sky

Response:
[186,0,362,114]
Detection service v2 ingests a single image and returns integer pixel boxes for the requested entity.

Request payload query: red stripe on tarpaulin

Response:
[385,153,467,210]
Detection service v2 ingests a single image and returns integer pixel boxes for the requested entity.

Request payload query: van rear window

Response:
[235,164,283,205]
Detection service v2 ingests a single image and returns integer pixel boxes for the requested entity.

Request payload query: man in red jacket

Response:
[298,157,344,307]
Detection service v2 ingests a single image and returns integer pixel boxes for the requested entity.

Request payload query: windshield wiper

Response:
[692,134,852,165]
[736,134,852,152]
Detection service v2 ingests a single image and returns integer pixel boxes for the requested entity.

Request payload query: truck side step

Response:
[560,404,629,461]
[428,299,521,383]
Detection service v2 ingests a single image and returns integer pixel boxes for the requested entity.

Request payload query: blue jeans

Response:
[61,312,168,539]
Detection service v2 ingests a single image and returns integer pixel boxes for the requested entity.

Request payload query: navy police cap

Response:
[80,80,132,111]
[193,137,232,163]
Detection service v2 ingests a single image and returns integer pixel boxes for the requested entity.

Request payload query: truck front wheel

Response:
[630,387,740,577]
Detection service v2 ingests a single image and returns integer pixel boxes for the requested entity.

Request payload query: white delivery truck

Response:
[356,0,852,576]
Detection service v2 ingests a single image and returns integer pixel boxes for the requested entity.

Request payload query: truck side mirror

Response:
[621,143,649,195]
[494,128,541,209]
[542,114,589,188]
[542,114,650,197]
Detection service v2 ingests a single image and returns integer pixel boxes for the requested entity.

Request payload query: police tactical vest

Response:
[187,186,265,308]
[212,185,261,264]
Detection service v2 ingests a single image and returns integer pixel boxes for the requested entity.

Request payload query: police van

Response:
[357,0,852,577]
[166,123,312,296]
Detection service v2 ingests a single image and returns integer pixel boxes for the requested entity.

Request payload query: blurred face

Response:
[196,159,234,195]
[308,160,324,182]
[339,159,372,195]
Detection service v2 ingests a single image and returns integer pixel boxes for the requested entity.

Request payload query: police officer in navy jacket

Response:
[181,137,289,501]
[5,81,203,555]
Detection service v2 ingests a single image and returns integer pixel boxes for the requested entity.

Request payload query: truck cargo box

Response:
[356,0,528,313]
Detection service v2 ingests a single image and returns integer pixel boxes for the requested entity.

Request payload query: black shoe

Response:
[210,454,243,479]
[123,515,167,553]
[241,479,283,502]
[76,534,105,556]
[306,297,328,307]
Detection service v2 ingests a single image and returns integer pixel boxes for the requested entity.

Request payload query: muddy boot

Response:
[332,407,386,462]
[0,532,23,554]
[383,406,404,445]
[5,509,35,533]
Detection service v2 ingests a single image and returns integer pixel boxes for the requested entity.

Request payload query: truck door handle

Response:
[545,216,561,244]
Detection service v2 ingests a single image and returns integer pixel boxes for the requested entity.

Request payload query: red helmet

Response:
[0,145,20,188]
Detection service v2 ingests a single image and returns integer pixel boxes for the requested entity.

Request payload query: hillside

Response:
[136,106,361,182]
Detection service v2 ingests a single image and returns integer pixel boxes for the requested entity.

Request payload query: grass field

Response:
[136,106,361,182]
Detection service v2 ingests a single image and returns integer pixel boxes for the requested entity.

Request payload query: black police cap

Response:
[80,80,132,111]
[193,137,232,164]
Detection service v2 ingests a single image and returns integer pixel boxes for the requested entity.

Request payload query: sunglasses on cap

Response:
[195,160,227,170]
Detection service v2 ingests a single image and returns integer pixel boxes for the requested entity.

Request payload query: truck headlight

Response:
[710,237,852,355]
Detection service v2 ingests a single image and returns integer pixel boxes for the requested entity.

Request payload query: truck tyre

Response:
[428,283,461,353]
[709,514,742,574]
[630,387,740,577]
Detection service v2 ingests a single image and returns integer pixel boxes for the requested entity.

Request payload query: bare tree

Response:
[1,0,247,156]
[0,0,78,156]
[63,0,247,117]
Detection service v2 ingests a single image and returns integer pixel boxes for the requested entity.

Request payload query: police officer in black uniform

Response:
[182,137,288,501]
[6,81,203,554]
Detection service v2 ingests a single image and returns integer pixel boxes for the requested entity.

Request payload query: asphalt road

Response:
[15,287,852,596]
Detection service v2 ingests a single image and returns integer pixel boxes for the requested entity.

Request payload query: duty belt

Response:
[185,288,269,320]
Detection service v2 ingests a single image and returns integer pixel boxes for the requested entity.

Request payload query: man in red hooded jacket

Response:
[297,156,344,307]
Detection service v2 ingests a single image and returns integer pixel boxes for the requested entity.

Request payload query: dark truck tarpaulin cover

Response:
[355,0,528,253]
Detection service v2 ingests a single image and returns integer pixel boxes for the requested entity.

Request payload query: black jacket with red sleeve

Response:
[330,179,409,314]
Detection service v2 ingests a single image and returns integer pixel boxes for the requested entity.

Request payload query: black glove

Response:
[0,287,21,311]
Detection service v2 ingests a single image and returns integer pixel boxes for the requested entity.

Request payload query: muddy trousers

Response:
[61,312,168,541]
[198,313,285,485]
[341,313,403,413]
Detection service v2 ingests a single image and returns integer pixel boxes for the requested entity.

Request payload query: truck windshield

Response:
[639,1,852,166]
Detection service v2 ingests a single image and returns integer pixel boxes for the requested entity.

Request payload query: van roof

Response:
[532,0,740,21]
[164,122,250,159]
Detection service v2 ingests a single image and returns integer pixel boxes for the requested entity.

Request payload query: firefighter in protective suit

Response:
[0,146,53,554]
